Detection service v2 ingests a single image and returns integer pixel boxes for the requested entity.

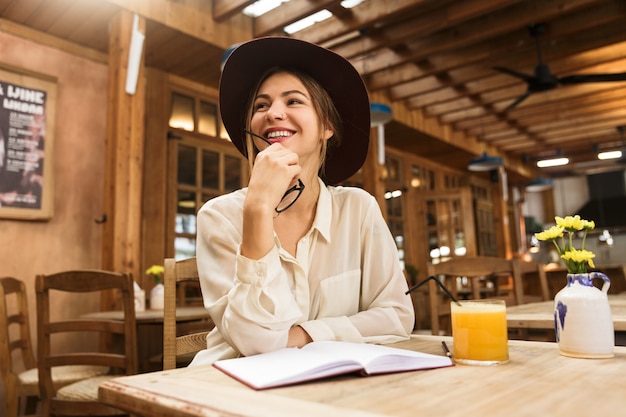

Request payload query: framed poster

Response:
[0,67,56,220]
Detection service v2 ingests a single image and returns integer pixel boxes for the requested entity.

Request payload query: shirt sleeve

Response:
[196,199,303,357]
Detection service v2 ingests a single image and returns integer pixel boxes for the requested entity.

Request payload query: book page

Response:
[214,346,363,389]
[214,341,453,390]
[301,341,453,374]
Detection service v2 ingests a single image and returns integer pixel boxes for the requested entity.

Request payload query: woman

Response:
[191,37,414,366]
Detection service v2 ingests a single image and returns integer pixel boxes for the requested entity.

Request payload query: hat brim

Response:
[219,37,370,185]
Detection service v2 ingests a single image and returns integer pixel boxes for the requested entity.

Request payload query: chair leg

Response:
[5,382,18,417]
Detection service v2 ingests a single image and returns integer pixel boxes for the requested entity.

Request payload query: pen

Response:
[441,341,452,358]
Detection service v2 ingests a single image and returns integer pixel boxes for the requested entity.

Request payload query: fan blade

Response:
[560,72,626,84]
[503,91,532,112]
[493,66,534,82]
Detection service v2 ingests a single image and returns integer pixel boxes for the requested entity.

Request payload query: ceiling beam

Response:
[212,0,255,22]
[104,0,252,49]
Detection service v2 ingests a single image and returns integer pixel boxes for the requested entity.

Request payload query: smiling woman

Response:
[191,36,415,366]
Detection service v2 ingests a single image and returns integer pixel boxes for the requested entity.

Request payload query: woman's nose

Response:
[266,104,285,120]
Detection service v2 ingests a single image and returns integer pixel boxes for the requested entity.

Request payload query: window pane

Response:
[177,191,196,231]
[202,150,219,189]
[199,101,218,137]
[176,213,196,234]
[169,93,195,131]
[224,155,241,192]
[219,117,230,140]
[175,237,196,259]
[385,157,400,182]
[178,145,196,186]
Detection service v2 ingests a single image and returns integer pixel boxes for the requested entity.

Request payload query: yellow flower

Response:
[536,215,596,274]
[535,225,564,241]
[146,265,164,276]
[146,265,164,283]
[561,248,595,271]
[555,215,584,231]
[581,220,595,231]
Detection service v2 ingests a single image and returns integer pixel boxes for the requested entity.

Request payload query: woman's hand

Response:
[241,143,301,260]
[287,325,313,348]
[246,143,301,213]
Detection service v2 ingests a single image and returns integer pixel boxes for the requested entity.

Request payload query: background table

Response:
[99,335,626,417]
[506,294,626,344]
[83,306,212,372]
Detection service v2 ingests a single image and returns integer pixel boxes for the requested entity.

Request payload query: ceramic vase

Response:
[553,272,614,358]
[150,282,165,310]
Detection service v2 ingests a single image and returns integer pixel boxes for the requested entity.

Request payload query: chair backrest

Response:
[36,270,138,417]
[427,256,515,335]
[163,257,212,370]
[1,277,37,417]
[511,258,550,304]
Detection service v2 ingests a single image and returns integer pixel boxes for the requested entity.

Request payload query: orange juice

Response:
[450,300,509,365]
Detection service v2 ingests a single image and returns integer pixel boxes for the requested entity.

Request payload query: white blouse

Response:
[190,178,414,366]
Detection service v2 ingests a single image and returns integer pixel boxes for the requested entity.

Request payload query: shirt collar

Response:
[313,177,332,242]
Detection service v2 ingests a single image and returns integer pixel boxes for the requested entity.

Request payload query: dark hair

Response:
[244,67,343,177]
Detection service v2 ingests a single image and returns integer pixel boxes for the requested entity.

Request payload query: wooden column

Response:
[362,126,387,219]
[141,69,169,292]
[102,10,146,306]
[494,166,513,259]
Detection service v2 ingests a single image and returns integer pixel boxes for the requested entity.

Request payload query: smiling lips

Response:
[265,129,294,143]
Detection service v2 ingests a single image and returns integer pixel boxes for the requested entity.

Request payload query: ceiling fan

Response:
[494,23,626,112]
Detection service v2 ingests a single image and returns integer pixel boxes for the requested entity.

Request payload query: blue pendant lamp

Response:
[526,177,554,192]
[468,152,503,171]
[370,103,392,165]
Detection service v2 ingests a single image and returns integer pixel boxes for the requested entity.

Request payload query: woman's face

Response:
[249,71,333,169]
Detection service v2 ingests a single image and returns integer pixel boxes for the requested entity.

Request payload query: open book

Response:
[213,340,453,390]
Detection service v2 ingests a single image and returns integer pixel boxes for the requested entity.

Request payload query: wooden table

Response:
[83,306,210,323]
[544,265,626,297]
[83,306,212,372]
[507,293,626,330]
[99,335,626,417]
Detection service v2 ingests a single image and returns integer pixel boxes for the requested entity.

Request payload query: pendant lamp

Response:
[468,152,503,171]
[526,177,554,192]
[370,103,392,165]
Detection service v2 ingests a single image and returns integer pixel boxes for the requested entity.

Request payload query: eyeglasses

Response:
[244,130,305,215]
[275,178,305,213]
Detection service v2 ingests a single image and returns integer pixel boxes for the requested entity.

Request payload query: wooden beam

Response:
[253,0,338,37]
[369,90,537,181]
[0,18,107,63]
[365,1,626,91]
[104,0,252,49]
[213,0,255,22]
[103,10,146,299]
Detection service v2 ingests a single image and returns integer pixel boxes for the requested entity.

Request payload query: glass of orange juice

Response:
[450,299,509,365]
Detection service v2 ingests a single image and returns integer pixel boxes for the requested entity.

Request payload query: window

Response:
[168,91,247,259]
[384,155,406,268]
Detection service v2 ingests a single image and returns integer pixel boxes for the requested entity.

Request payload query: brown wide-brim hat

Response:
[219,37,370,185]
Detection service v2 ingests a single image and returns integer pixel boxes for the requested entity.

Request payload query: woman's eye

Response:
[287,98,303,105]
[254,102,269,111]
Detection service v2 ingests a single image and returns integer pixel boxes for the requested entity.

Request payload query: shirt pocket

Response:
[318,269,360,317]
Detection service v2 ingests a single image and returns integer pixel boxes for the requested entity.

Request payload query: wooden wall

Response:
[0,31,108,412]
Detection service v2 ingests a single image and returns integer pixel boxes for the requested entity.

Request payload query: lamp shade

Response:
[468,152,503,172]
[526,177,554,192]
[370,103,392,126]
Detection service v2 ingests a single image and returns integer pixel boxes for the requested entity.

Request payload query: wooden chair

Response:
[163,257,214,370]
[35,270,138,417]
[1,277,110,417]
[427,256,516,335]
[512,258,550,304]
